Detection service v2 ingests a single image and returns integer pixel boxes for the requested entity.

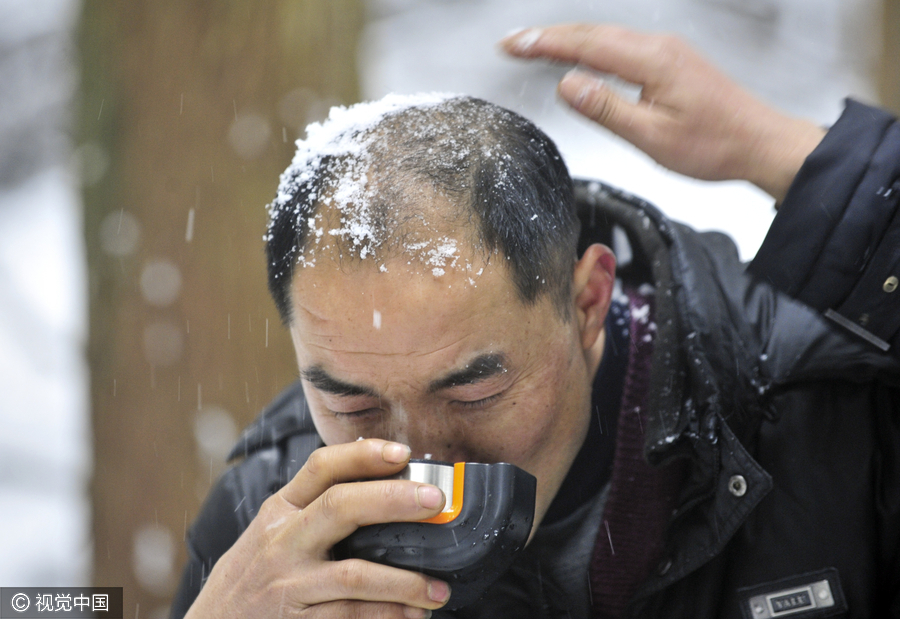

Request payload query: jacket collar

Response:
[574,178,774,590]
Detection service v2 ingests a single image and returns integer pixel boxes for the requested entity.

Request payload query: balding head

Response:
[265,95,580,323]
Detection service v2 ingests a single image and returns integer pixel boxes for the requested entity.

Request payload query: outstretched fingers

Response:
[556,68,661,145]
[500,24,674,87]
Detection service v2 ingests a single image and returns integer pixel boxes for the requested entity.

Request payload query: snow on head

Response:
[267,92,459,265]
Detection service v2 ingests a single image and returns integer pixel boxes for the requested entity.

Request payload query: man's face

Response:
[288,248,599,528]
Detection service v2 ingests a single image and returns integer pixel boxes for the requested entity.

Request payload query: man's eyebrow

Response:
[299,366,378,397]
[428,353,508,393]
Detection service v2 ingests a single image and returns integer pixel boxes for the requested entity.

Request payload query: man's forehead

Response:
[292,246,504,315]
[287,247,530,363]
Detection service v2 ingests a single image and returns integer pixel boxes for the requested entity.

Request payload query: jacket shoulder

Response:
[750,99,900,354]
[216,379,321,533]
[227,380,316,461]
[170,381,321,619]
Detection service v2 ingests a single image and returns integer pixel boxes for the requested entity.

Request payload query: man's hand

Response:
[500,24,826,203]
[185,439,450,619]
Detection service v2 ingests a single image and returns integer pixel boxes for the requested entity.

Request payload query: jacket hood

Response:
[573,178,900,459]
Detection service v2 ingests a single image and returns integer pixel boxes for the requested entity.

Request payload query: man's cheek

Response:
[478,403,556,467]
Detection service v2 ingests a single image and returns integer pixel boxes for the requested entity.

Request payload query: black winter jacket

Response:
[750,99,900,353]
[171,101,900,619]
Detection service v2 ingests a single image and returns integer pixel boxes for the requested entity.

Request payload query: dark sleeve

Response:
[875,386,900,616]
[748,99,900,354]
[168,448,284,619]
[169,468,250,619]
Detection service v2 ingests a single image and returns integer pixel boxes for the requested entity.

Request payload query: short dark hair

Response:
[265,95,580,323]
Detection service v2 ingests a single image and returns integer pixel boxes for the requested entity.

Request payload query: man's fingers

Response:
[557,69,658,146]
[280,479,445,555]
[501,24,671,86]
[297,559,450,611]
[558,69,631,129]
[280,439,411,509]
[305,600,434,619]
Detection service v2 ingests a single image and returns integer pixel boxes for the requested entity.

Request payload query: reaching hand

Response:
[500,24,825,202]
[185,439,450,619]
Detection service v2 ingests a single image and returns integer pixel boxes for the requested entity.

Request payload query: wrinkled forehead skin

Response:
[287,236,596,531]
[292,245,510,373]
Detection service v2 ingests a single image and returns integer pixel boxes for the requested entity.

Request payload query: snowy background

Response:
[361,0,881,260]
[0,0,90,586]
[0,0,881,590]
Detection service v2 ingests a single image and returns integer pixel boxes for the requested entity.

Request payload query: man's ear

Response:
[573,243,616,351]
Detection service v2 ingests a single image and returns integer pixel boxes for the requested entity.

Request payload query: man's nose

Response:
[388,410,471,463]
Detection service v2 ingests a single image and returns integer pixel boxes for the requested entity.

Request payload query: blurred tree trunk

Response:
[78,2,364,617]
[881,0,900,114]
